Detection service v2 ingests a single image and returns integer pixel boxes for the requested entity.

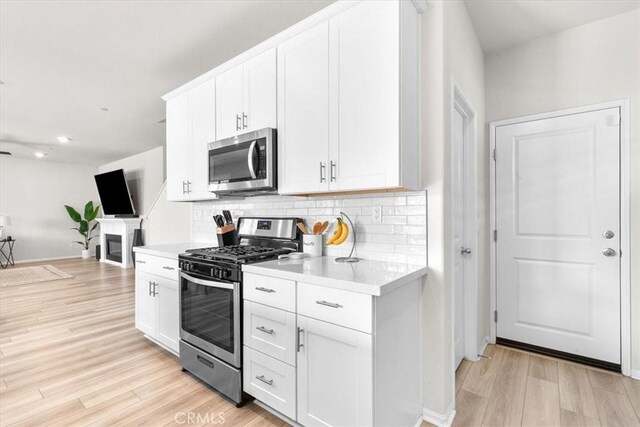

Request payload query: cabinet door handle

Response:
[255,286,275,293]
[187,181,192,194]
[182,181,187,194]
[148,281,152,296]
[255,375,273,386]
[256,326,274,335]
[236,114,241,131]
[330,160,336,182]
[242,113,248,129]
[320,162,326,183]
[316,300,343,309]
[163,266,175,270]
[297,327,304,352]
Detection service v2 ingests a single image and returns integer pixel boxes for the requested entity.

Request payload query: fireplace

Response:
[96,218,141,268]
[105,234,123,263]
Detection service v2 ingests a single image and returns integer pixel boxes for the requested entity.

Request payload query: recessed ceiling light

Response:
[35,152,46,158]
[101,107,109,112]
[56,136,71,143]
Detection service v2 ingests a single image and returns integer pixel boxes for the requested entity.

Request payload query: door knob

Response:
[602,230,615,239]
[460,247,472,255]
[602,248,616,257]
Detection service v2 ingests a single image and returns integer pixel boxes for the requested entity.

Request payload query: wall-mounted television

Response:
[94,169,137,217]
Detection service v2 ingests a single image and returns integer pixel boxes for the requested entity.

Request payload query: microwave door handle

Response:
[247,140,258,179]
[180,272,235,290]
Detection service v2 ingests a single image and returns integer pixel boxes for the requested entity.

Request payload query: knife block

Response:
[216,224,238,247]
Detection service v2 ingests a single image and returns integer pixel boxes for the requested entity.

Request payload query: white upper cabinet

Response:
[329,0,401,192]
[164,1,420,197]
[243,50,277,133]
[166,79,216,201]
[277,23,331,194]
[215,65,244,140]
[166,94,191,201]
[216,48,276,140]
[189,80,216,198]
[277,0,419,195]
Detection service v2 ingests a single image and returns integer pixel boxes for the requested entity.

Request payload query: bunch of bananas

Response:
[326,218,349,245]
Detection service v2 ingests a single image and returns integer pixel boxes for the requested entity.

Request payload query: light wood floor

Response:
[455,345,640,427]
[0,258,286,426]
[1,258,638,426]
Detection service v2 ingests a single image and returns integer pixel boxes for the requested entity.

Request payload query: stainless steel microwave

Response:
[207,128,276,194]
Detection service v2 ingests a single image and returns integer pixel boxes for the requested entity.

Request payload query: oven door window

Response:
[181,278,234,353]
[209,139,261,183]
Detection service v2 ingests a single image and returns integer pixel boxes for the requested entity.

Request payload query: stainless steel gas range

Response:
[178,217,302,405]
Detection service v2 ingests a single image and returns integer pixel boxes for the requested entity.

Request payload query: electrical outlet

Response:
[372,205,382,224]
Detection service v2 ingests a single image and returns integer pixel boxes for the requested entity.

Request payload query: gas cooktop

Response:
[184,244,291,264]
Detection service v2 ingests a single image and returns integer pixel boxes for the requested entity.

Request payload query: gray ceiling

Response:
[0,0,334,165]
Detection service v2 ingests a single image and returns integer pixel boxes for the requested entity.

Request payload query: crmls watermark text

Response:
[175,411,225,424]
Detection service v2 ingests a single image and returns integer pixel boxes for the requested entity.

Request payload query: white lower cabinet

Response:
[134,254,180,355]
[244,346,297,419]
[242,273,422,427]
[297,315,373,427]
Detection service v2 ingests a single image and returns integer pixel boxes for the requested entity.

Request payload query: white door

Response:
[155,276,179,353]
[495,107,621,364]
[277,22,330,194]
[165,94,190,201]
[135,271,156,337]
[297,315,372,427]
[188,79,216,199]
[452,108,466,368]
[243,48,276,133]
[215,64,243,140]
[328,0,400,191]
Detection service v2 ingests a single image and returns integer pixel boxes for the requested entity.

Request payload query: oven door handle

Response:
[180,272,235,290]
[247,140,258,180]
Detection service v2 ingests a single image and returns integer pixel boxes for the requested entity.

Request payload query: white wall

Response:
[0,156,99,261]
[98,146,191,245]
[485,9,640,375]
[419,0,486,418]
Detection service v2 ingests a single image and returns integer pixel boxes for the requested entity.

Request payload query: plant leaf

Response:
[79,220,88,235]
[65,205,81,223]
[90,222,99,232]
[87,205,100,222]
[74,241,85,246]
[84,201,94,220]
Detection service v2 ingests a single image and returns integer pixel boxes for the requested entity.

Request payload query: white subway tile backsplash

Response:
[192,190,427,266]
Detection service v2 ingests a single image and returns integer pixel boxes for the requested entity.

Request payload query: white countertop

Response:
[133,242,210,260]
[243,256,428,296]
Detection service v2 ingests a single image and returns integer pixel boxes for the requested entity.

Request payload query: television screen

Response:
[94,169,136,216]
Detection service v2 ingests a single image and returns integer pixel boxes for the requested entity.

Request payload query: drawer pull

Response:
[255,375,273,386]
[255,287,276,293]
[256,326,274,335]
[197,355,215,369]
[162,266,175,270]
[137,260,146,264]
[316,300,343,309]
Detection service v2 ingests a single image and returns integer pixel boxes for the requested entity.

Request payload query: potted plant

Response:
[65,201,100,259]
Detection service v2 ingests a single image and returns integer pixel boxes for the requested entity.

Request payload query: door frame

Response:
[450,84,480,363]
[489,99,631,376]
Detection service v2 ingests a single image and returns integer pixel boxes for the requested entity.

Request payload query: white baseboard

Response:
[631,368,640,380]
[423,403,456,427]
[478,336,490,357]
[14,255,81,264]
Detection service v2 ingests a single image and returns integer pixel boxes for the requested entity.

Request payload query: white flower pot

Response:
[81,249,91,259]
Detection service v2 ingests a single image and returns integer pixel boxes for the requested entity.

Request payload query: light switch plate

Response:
[372,205,382,223]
